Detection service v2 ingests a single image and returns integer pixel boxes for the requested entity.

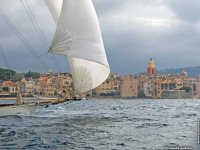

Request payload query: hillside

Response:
[158,66,200,77]
[0,68,16,81]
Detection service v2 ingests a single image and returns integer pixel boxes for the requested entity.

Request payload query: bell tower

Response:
[147,58,156,76]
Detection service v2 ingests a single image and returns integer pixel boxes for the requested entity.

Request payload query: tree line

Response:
[0,68,40,82]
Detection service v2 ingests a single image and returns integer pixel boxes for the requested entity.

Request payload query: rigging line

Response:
[0,14,48,71]
[21,0,48,48]
[0,11,47,69]
[0,44,10,69]
[0,9,49,71]
[22,0,62,72]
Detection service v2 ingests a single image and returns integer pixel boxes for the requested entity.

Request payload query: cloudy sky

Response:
[0,0,200,74]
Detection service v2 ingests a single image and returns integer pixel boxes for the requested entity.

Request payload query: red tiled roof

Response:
[3,81,17,87]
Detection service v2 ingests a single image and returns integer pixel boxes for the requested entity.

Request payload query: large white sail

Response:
[45,0,110,93]
[44,0,63,23]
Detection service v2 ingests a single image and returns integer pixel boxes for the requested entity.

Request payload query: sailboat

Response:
[0,0,110,116]
[0,82,38,117]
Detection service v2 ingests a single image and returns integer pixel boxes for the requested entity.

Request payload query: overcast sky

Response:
[0,0,200,74]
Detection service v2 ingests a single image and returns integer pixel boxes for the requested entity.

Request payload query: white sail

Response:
[44,0,63,23]
[45,0,110,93]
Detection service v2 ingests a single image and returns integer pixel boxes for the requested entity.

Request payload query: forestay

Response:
[45,0,110,93]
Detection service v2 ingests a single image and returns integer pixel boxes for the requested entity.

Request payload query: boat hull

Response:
[0,103,38,117]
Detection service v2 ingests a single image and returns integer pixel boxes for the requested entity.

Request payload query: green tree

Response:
[24,71,40,79]
[0,68,16,81]
[179,87,192,93]
[12,74,23,82]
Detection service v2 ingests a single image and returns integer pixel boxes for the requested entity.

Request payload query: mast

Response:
[16,82,23,105]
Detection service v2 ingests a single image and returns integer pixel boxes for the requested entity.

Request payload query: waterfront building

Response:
[0,82,9,97]
[20,77,35,96]
[35,74,73,97]
[110,74,121,97]
[93,79,115,97]
[120,76,138,98]
[147,58,156,76]
[196,78,200,98]
[183,78,197,98]
[137,75,147,92]
[175,78,184,90]
[143,78,154,98]
[0,82,2,93]
[93,74,120,97]
[43,85,57,97]
[36,76,48,95]
[2,81,18,94]
[58,74,73,90]
[152,77,184,99]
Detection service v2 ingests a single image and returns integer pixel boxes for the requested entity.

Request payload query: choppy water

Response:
[0,99,200,150]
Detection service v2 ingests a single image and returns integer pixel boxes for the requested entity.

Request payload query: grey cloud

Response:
[93,0,126,15]
[101,11,200,74]
[166,0,200,22]
[0,0,200,75]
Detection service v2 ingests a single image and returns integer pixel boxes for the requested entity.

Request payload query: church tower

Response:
[147,58,156,76]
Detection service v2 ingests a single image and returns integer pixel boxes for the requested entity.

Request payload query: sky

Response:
[0,0,200,74]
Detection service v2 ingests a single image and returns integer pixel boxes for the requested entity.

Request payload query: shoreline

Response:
[0,97,52,101]
[0,97,198,101]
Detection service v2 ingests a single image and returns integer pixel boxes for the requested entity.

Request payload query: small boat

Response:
[74,95,82,101]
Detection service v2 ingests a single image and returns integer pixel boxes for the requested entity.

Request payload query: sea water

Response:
[0,99,199,150]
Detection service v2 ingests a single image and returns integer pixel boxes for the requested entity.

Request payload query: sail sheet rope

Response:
[0,8,49,71]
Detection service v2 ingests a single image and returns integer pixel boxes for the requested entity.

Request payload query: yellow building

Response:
[93,74,122,97]
[44,85,57,97]
[153,77,184,98]
[94,79,115,96]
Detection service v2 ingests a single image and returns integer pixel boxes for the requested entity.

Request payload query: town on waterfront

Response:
[0,58,200,100]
